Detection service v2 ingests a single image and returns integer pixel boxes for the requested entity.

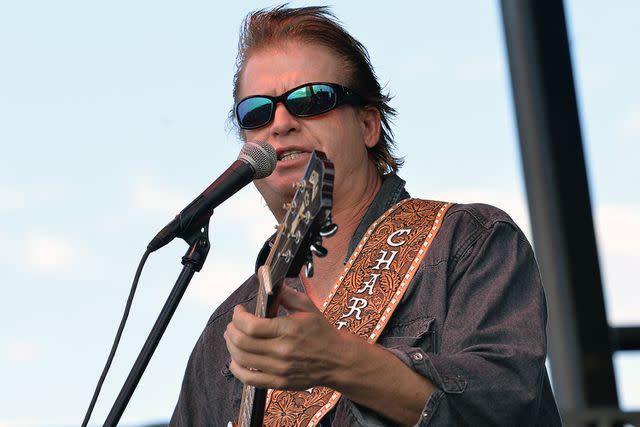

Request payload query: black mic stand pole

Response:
[103,221,212,426]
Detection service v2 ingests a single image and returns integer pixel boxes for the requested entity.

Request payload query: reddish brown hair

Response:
[231,5,403,173]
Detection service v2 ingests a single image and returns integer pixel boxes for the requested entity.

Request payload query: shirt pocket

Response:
[221,358,245,418]
[377,316,436,352]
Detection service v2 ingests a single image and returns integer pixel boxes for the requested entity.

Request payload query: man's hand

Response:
[224,286,348,390]
[224,285,434,426]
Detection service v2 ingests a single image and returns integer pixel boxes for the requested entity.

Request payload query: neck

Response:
[302,167,382,306]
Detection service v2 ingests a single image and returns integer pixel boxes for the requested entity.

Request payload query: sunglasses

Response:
[235,82,364,130]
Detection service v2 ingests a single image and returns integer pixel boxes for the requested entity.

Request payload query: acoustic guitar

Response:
[229,150,336,427]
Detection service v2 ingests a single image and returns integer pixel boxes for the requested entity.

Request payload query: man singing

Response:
[171,6,561,426]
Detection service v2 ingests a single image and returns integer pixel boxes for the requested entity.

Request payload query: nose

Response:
[270,102,299,136]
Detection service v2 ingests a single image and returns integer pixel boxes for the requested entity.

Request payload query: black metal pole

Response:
[104,228,211,426]
[499,0,618,412]
[103,265,196,426]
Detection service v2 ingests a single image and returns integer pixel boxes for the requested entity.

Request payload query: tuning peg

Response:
[280,249,293,263]
[305,258,314,277]
[310,243,328,258]
[319,223,338,237]
[282,199,297,211]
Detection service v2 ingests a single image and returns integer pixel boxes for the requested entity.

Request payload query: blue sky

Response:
[1,1,638,425]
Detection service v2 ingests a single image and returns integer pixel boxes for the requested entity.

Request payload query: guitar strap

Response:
[262,198,453,427]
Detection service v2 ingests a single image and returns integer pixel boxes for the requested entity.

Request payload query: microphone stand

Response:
[103,220,212,426]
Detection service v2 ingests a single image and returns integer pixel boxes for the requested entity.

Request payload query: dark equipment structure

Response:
[500,1,640,425]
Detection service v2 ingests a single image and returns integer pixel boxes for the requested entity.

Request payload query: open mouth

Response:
[278,150,306,161]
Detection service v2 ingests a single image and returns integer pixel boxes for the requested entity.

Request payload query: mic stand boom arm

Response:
[103,220,212,426]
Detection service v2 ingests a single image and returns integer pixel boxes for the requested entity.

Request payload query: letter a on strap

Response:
[263,199,452,427]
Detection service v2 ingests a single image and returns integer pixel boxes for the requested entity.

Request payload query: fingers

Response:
[225,314,307,389]
[229,359,300,390]
[224,320,269,357]
[278,285,320,313]
[225,333,289,375]
[225,304,295,358]
[225,297,339,390]
[231,304,281,339]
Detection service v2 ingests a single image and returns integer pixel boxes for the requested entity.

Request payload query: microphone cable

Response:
[81,248,151,427]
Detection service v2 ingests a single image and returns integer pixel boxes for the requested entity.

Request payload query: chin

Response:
[274,164,306,185]
[254,174,297,209]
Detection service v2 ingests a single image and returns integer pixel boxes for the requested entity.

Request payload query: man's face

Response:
[236,41,379,219]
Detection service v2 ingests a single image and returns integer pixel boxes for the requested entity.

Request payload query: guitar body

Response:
[230,150,335,427]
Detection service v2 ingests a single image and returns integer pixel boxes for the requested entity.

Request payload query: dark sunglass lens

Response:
[237,97,273,128]
[287,84,337,116]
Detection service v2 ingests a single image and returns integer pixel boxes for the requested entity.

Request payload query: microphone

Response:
[147,141,277,252]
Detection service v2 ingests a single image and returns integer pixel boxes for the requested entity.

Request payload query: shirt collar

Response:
[344,172,410,263]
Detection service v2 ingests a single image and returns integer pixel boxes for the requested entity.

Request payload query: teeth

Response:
[279,150,303,161]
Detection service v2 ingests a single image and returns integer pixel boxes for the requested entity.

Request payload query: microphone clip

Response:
[180,220,211,272]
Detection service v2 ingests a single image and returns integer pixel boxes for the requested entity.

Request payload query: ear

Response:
[359,106,381,149]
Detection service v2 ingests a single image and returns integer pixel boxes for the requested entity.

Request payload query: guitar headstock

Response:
[264,151,336,290]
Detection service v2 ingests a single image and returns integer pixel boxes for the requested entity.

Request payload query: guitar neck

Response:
[237,385,267,427]
[236,266,282,427]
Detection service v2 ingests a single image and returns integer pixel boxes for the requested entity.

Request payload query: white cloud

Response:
[0,187,23,211]
[0,232,15,260]
[0,418,37,427]
[186,257,255,308]
[603,258,638,325]
[3,341,37,362]
[614,353,640,409]
[594,204,640,256]
[617,104,640,141]
[213,186,276,247]
[131,182,189,217]
[0,416,76,427]
[577,63,612,92]
[24,233,77,273]
[594,203,640,324]
[0,182,69,213]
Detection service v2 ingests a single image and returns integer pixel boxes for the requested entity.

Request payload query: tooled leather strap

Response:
[263,199,452,427]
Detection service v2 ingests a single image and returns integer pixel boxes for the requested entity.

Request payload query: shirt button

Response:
[412,352,424,361]
[423,411,429,418]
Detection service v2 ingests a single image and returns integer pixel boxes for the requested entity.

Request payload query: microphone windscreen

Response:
[238,141,277,178]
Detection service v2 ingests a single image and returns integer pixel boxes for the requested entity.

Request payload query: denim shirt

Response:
[170,173,562,426]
